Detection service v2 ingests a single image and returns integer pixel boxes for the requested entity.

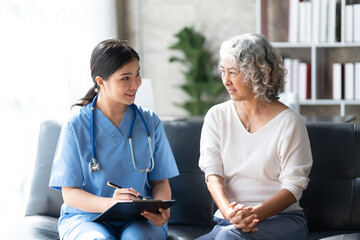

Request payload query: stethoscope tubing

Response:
[89,95,154,173]
[91,95,98,161]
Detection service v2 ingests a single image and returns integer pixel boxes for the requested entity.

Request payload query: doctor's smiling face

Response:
[96,58,141,107]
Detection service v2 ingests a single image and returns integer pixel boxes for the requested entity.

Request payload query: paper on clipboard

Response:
[92,200,176,222]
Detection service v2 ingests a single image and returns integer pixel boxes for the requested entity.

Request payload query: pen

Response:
[107,181,147,200]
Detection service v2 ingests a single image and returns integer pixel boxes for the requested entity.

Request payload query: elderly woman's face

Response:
[220,58,253,101]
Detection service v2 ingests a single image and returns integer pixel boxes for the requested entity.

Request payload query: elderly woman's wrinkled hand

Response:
[225,202,243,220]
[227,203,259,233]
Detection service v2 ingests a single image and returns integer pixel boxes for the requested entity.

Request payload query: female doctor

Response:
[49,39,179,240]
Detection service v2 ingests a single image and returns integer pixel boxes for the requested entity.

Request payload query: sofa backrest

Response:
[163,120,215,228]
[26,120,360,233]
[301,123,360,232]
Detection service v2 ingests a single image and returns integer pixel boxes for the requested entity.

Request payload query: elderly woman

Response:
[197,33,313,240]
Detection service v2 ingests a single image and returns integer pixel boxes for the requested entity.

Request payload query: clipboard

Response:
[92,200,176,222]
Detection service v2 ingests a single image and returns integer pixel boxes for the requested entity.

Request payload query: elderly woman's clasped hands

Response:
[226,202,259,233]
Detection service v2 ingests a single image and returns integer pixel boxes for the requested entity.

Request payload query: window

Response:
[0,0,118,224]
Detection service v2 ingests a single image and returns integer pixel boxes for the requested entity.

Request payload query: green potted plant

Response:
[169,26,225,116]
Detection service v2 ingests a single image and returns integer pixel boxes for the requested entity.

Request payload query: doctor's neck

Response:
[95,94,127,127]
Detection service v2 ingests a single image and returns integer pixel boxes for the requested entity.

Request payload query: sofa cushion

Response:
[309,231,360,240]
[22,216,60,240]
[0,216,60,240]
[167,225,213,240]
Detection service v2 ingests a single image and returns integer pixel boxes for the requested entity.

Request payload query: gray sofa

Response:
[2,120,360,239]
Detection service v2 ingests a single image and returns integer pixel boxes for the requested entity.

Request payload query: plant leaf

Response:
[169,26,227,115]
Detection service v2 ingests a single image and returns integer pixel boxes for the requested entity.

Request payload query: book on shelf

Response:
[319,0,328,42]
[305,2,312,42]
[288,0,299,42]
[327,0,336,42]
[335,0,341,42]
[298,62,311,100]
[299,2,306,43]
[312,0,321,42]
[327,0,341,42]
[354,4,360,42]
[284,58,293,93]
[332,63,344,100]
[298,63,307,99]
[345,4,354,42]
[344,62,354,100]
[292,59,300,95]
[355,62,360,100]
[299,1,312,42]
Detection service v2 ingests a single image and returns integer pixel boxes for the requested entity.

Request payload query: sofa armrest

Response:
[26,120,63,218]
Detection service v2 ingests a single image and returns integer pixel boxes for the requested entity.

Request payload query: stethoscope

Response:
[89,95,155,173]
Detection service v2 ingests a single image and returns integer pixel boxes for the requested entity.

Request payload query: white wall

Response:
[139,0,256,117]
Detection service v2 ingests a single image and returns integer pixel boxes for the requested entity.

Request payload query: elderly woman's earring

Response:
[94,86,99,93]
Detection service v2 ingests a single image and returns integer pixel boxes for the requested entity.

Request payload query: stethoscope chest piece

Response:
[89,158,100,173]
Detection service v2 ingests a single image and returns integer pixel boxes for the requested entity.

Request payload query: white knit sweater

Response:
[199,101,313,218]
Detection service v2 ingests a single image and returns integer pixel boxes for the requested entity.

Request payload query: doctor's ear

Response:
[95,76,104,87]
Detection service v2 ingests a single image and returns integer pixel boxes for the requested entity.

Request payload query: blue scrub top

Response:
[49,103,179,220]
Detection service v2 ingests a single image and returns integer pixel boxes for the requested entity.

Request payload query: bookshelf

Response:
[256,0,360,117]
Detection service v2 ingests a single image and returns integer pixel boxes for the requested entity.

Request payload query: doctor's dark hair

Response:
[219,33,286,102]
[73,39,140,107]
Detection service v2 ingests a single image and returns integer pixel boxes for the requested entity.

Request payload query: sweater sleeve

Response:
[199,107,224,180]
[278,116,313,201]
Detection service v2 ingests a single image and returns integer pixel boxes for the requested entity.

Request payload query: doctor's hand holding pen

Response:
[107,181,146,202]
[107,181,171,227]
[112,187,142,201]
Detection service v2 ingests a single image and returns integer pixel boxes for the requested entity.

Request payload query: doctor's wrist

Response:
[104,197,116,210]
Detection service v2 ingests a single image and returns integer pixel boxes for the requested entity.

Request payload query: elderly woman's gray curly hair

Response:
[219,33,286,102]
